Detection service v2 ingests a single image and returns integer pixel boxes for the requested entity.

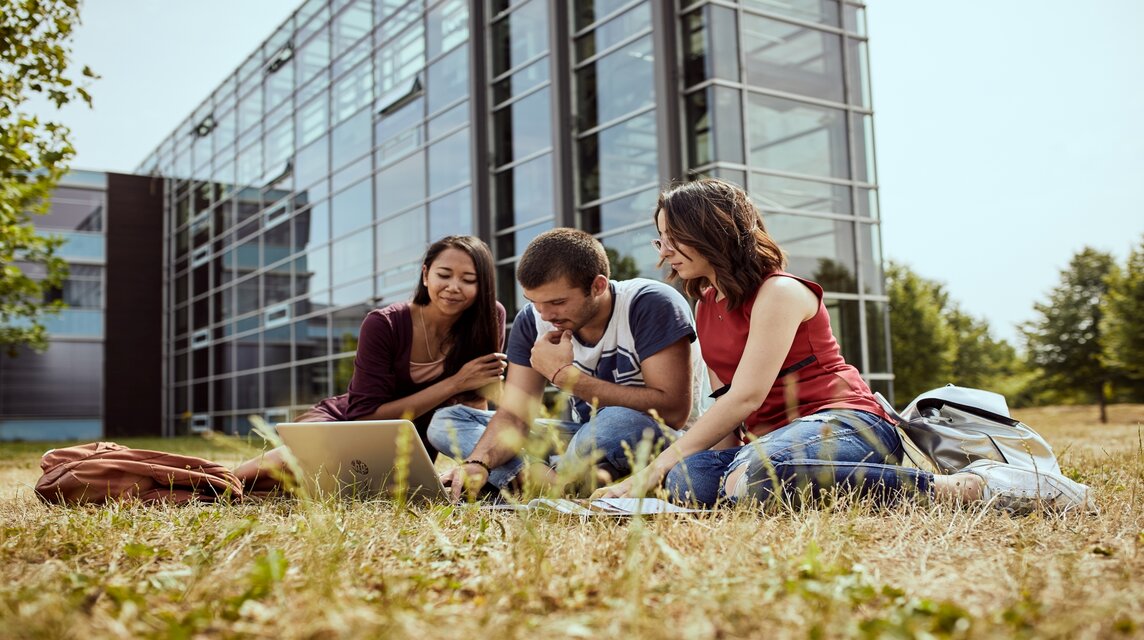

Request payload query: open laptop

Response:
[275,420,449,502]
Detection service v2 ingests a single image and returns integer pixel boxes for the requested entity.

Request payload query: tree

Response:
[887,262,1021,403]
[605,247,641,280]
[1,0,95,354]
[1021,248,1116,422]
[886,262,955,401]
[1101,235,1144,399]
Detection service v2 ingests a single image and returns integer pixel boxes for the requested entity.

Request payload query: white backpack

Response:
[876,385,1062,475]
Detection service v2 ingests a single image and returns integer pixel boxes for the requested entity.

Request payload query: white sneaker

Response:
[961,459,1097,515]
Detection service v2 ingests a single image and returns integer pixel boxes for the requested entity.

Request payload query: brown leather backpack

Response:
[35,442,243,505]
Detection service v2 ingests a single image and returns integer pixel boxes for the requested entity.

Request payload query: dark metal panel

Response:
[651,0,684,186]
[470,0,493,242]
[548,0,576,228]
[103,172,165,437]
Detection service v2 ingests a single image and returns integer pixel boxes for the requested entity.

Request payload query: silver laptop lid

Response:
[275,420,447,502]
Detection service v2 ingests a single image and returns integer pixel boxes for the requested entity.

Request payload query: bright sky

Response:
[32,1,1144,346]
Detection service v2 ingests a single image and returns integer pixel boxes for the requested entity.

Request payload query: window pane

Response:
[428,186,472,240]
[296,91,329,149]
[742,14,843,103]
[331,178,373,239]
[331,228,372,287]
[741,0,840,27]
[427,0,468,58]
[748,94,848,179]
[331,106,371,169]
[598,224,663,280]
[575,3,651,61]
[496,218,552,259]
[579,111,658,203]
[753,173,850,215]
[332,60,372,124]
[295,361,331,405]
[41,188,104,231]
[428,128,470,195]
[576,36,654,131]
[580,187,657,235]
[495,153,553,229]
[682,4,738,87]
[375,150,426,218]
[851,113,876,184]
[293,202,329,251]
[825,298,861,368]
[333,0,372,59]
[377,206,426,271]
[376,21,425,97]
[763,212,856,293]
[573,0,632,31]
[494,88,551,166]
[492,56,548,106]
[491,0,548,76]
[846,38,871,108]
[686,85,743,167]
[295,318,330,361]
[865,301,889,373]
[857,222,884,295]
[427,43,469,113]
[428,100,468,140]
[375,96,423,165]
[294,134,329,191]
[297,27,330,87]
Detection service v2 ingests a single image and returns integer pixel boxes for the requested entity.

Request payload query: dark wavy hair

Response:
[655,179,786,310]
[412,236,500,378]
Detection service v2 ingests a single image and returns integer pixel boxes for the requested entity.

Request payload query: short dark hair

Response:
[412,235,499,376]
[656,179,786,310]
[517,228,610,294]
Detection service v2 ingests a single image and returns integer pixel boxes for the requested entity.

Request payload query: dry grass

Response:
[2,406,1142,639]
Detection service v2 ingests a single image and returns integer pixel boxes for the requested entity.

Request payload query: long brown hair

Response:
[655,179,786,310]
[412,236,499,377]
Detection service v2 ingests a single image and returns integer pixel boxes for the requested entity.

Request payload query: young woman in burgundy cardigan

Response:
[235,235,506,492]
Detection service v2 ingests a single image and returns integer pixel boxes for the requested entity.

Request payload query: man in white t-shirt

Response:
[430,228,708,500]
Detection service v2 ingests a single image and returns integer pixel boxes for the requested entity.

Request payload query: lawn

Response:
[1,405,1142,639]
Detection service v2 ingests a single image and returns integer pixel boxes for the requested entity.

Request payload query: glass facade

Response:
[0,172,107,440]
[681,0,889,395]
[138,0,888,435]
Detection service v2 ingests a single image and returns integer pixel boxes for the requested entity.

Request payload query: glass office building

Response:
[137,0,887,436]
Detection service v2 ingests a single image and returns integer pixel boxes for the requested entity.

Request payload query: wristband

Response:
[462,459,491,474]
[551,362,576,385]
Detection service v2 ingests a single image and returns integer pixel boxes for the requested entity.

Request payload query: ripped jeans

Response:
[664,409,932,507]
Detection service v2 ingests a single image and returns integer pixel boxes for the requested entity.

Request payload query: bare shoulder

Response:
[755,276,819,321]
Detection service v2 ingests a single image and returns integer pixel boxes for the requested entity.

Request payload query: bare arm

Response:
[441,362,547,501]
[595,277,819,497]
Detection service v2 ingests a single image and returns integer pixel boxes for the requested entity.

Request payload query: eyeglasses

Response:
[650,238,675,253]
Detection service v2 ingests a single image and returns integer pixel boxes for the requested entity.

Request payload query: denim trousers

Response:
[427,404,679,489]
[664,409,934,507]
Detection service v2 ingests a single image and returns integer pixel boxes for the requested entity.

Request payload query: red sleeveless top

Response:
[697,272,886,436]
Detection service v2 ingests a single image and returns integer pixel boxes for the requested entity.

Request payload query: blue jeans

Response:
[427,405,679,490]
[665,409,933,507]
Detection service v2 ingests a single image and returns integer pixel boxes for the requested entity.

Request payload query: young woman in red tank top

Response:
[595,179,1093,513]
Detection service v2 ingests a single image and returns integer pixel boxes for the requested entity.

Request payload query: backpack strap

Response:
[874,392,932,472]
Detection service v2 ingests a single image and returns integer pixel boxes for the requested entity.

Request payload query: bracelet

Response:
[462,459,491,474]
[551,362,576,385]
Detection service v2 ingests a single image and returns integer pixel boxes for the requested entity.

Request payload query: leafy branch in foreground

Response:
[0,0,96,354]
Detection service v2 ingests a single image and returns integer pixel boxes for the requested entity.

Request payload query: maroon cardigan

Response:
[303,301,506,457]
